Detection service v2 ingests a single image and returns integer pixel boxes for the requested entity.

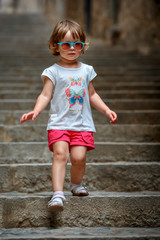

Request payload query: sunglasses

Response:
[57,42,85,51]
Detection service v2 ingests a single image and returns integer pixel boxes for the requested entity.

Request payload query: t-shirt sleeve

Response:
[41,67,56,86]
[89,66,97,82]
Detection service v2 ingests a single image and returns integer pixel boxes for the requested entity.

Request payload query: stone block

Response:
[0,192,159,228]
[0,124,160,142]
[0,142,160,164]
[0,163,159,192]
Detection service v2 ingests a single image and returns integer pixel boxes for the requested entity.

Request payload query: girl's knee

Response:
[54,149,69,161]
[70,146,87,166]
[53,143,69,164]
[71,155,86,166]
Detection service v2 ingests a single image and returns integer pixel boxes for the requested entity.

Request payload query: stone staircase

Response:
[0,13,160,239]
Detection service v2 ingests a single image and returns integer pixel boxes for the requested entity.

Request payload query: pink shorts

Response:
[48,130,95,152]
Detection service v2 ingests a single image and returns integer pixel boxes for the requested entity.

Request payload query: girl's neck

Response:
[57,59,81,68]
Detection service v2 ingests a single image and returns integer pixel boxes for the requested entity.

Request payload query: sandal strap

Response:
[71,185,88,193]
[48,195,66,205]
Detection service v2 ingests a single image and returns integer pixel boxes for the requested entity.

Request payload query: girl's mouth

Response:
[68,52,75,55]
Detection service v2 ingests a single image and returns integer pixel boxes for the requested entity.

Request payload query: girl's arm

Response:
[89,81,117,124]
[20,77,54,124]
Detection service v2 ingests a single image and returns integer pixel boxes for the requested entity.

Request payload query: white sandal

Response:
[71,184,89,196]
[48,195,66,211]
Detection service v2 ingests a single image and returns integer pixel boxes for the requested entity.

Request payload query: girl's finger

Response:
[20,114,25,123]
[32,113,37,120]
[110,112,117,124]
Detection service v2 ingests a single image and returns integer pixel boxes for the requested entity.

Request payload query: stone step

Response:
[1,46,159,59]
[98,90,160,99]
[96,75,160,81]
[0,162,159,193]
[1,90,160,99]
[1,72,159,83]
[94,69,160,77]
[93,65,160,71]
[1,227,160,240]
[0,82,159,91]
[1,75,160,83]
[94,82,160,91]
[0,99,160,110]
[0,124,159,142]
[0,191,159,228]
[1,110,160,125]
[1,66,160,76]
[0,142,159,164]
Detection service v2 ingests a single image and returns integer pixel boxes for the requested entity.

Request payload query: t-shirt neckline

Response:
[55,62,83,70]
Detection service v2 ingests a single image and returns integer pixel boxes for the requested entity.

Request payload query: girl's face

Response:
[57,31,82,63]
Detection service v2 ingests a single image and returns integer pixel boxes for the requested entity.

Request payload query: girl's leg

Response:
[70,146,87,184]
[52,141,69,192]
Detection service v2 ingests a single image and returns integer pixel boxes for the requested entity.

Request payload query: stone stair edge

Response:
[1,89,160,92]
[0,227,160,240]
[1,109,160,113]
[1,190,160,198]
[1,99,160,102]
[1,123,160,127]
[1,162,160,167]
[0,141,159,145]
[0,109,160,114]
[1,80,160,84]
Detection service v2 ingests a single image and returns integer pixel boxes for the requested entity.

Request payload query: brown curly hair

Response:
[48,20,89,56]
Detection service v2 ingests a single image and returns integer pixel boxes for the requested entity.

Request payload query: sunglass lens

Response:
[61,43,70,50]
[75,42,83,50]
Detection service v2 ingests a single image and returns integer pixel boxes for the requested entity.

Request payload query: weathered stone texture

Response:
[118,0,160,53]
[1,192,160,228]
[90,0,160,52]
[1,0,160,52]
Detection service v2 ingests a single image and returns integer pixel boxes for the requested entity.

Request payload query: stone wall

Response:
[44,0,65,25]
[45,0,85,29]
[0,0,159,52]
[90,0,160,52]
[118,0,160,53]
[0,0,45,14]
[65,0,85,28]
[90,0,113,40]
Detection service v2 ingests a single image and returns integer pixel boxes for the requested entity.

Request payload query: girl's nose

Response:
[70,44,75,50]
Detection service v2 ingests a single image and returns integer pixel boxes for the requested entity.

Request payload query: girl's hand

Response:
[106,110,117,124]
[20,111,38,124]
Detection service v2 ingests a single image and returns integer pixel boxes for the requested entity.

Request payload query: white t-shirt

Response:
[41,62,97,132]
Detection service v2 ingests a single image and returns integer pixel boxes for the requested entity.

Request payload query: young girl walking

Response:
[20,19,117,211]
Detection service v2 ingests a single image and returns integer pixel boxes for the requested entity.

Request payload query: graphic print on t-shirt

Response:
[69,77,82,86]
[65,76,86,109]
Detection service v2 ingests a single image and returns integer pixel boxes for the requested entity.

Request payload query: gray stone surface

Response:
[0,192,160,228]
[1,142,159,164]
[1,99,160,110]
[0,124,160,142]
[1,110,160,125]
[1,82,160,91]
[0,162,160,193]
[0,227,160,239]
[1,89,160,99]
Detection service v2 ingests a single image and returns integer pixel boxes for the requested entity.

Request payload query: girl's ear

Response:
[84,41,90,51]
[53,43,59,52]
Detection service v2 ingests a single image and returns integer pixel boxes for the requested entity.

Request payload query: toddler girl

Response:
[20,19,117,211]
